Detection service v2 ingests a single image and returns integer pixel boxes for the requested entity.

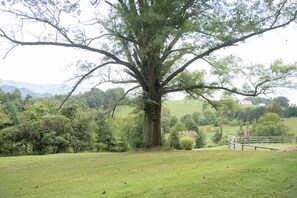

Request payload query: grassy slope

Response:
[284,117,297,136]
[163,99,203,118]
[115,99,204,119]
[1,151,297,198]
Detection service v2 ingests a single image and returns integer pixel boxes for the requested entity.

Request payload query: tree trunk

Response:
[143,96,162,147]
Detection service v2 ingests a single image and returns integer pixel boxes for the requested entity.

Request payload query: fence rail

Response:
[228,140,280,151]
[232,136,297,144]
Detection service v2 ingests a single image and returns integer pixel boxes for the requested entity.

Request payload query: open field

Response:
[1,150,297,198]
[284,117,297,136]
[115,100,204,119]
[163,100,203,118]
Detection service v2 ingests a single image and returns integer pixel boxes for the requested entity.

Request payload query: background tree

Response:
[273,96,290,108]
[0,1,297,147]
[254,113,289,136]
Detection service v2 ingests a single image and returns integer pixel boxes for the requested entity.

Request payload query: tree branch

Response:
[109,85,141,117]
[164,84,264,97]
[161,12,297,88]
[57,61,117,110]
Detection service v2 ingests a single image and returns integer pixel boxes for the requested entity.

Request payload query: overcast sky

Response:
[0,22,297,103]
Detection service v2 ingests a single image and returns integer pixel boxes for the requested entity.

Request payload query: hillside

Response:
[0,85,52,98]
[163,99,204,118]
[0,79,88,98]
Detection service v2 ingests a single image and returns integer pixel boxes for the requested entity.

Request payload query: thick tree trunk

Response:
[143,96,162,147]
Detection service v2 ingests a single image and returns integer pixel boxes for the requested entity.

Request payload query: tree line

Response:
[0,87,296,155]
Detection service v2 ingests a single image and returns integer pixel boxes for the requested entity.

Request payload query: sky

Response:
[0,13,297,103]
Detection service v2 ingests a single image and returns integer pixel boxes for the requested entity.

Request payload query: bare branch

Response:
[57,61,117,110]
[2,44,18,59]
[109,85,141,117]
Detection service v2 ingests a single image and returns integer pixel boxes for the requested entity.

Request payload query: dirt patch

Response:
[280,146,297,152]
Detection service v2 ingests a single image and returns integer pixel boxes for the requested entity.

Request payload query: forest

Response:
[1,88,296,155]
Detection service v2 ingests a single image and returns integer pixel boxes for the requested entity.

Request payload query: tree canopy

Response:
[0,0,297,147]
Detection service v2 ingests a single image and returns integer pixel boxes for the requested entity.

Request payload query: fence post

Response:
[255,146,257,151]
[282,136,284,144]
[242,145,244,150]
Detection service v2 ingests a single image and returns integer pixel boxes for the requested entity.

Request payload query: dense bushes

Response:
[254,113,289,136]
[0,88,132,156]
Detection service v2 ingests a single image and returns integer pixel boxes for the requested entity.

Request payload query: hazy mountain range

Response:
[0,79,88,98]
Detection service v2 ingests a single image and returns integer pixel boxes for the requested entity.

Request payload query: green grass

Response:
[1,150,297,198]
[114,99,203,119]
[284,117,297,136]
[163,99,203,118]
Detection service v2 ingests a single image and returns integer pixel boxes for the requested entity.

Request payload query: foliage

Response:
[212,129,222,144]
[1,0,297,147]
[267,100,284,117]
[179,136,196,150]
[255,113,289,136]
[284,106,297,118]
[195,130,206,148]
[122,113,144,149]
[0,86,296,155]
[0,88,130,155]
[168,122,186,149]
[180,114,198,131]
[273,96,290,107]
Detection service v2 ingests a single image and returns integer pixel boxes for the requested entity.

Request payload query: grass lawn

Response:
[1,150,297,198]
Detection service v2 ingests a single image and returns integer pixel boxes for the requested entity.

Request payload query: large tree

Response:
[0,0,296,147]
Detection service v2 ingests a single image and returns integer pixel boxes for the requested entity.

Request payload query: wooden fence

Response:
[232,136,297,144]
[228,140,279,151]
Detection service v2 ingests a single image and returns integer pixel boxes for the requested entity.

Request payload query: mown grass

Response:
[1,150,297,198]
[163,99,203,118]
[115,100,203,119]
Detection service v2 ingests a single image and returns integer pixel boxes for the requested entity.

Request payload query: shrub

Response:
[195,130,206,148]
[168,122,186,149]
[179,136,196,150]
[169,130,180,149]
[255,113,289,136]
[212,129,222,144]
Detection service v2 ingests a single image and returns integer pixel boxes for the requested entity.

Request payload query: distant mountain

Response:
[0,85,52,98]
[0,79,89,98]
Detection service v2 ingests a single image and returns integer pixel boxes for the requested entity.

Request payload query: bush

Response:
[179,136,196,150]
[212,129,222,144]
[255,113,289,136]
[169,130,180,149]
[168,122,186,149]
[195,130,206,148]
[218,135,229,146]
